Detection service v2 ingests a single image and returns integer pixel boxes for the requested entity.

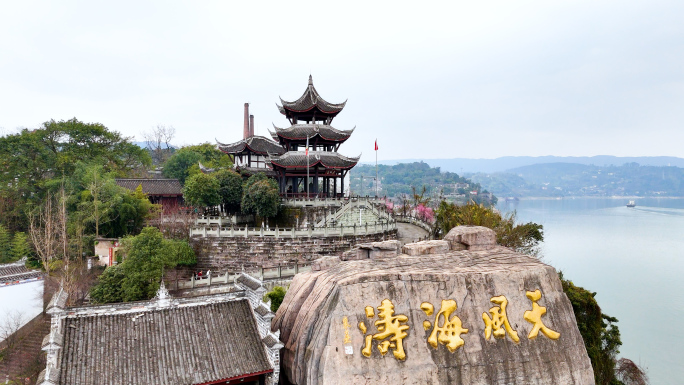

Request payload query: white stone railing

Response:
[281,195,386,208]
[190,221,397,238]
[395,215,434,233]
[173,263,312,290]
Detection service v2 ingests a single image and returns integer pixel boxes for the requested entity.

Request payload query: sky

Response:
[1,1,683,163]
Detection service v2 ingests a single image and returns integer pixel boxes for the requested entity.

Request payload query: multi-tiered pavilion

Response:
[219,76,359,198]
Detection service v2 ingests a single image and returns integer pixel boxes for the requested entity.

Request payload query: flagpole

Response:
[375,139,378,198]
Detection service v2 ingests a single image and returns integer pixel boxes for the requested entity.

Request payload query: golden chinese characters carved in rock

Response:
[421,300,469,352]
[342,316,352,344]
[523,290,560,340]
[482,295,520,343]
[358,299,410,360]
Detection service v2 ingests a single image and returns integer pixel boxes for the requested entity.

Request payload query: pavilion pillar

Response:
[314,167,320,195]
[334,177,337,197]
[341,175,345,197]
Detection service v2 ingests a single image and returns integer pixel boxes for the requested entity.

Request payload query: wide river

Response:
[497,197,684,385]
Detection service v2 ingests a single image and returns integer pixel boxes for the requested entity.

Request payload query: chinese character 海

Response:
[523,290,560,340]
[482,295,520,343]
[421,300,469,352]
[358,299,410,360]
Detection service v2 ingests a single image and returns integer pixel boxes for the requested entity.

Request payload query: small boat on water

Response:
[627,200,636,208]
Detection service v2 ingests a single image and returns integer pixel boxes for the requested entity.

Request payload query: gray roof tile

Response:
[56,299,271,385]
[115,179,182,196]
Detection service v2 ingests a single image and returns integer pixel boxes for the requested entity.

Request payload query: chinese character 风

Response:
[482,295,520,343]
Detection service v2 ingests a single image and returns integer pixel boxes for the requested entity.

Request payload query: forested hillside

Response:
[350,162,495,204]
[469,162,684,197]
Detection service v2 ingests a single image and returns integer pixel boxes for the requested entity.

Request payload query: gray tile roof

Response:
[56,299,271,385]
[236,273,263,291]
[267,151,360,170]
[0,261,43,284]
[262,334,281,348]
[271,124,354,142]
[278,75,346,115]
[115,179,182,196]
[217,136,285,156]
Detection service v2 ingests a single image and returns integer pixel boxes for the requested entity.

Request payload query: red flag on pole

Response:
[375,139,378,151]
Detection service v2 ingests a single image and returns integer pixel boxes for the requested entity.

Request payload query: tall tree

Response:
[214,169,243,213]
[90,227,196,303]
[241,173,280,222]
[183,173,221,210]
[142,124,176,165]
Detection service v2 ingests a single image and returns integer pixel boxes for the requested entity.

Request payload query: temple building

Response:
[218,76,359,198]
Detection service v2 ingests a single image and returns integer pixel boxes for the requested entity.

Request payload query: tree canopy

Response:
[214,169,243,213]
[90,227,196,304]
[162,143,232,185]
[183,173,221,208]
[0,118,151,232]
[241,173,280,220]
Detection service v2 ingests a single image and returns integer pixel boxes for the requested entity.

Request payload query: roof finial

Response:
[308,74,313,86]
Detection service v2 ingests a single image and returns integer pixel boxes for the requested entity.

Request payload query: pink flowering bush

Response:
[415,204,434,223]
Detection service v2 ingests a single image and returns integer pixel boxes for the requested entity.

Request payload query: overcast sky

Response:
[1,1,682,163]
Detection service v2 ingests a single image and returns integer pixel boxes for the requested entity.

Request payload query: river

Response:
[497,197,684,385]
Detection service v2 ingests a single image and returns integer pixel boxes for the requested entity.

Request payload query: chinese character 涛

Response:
[421,299,469,352]
[358,299,410,360]
[482,295,520,343]
[523,290,560,340]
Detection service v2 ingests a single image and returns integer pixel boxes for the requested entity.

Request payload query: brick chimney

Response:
[243,103,249,139]
[249,115,255,137]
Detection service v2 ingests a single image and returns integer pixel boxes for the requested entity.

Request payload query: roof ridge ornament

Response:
[155,280,171,307]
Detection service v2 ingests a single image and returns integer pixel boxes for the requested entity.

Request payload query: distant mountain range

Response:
[373,156,684,173]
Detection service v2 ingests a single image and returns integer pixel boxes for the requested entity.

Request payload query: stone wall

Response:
[192,230,397,271]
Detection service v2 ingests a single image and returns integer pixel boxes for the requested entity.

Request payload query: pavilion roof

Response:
[270,124,354,143]
[217,135,285,156]
[267,151,360,170]
[277,75,346,115]
[0,259,42,285]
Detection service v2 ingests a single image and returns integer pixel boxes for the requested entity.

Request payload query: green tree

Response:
[163,149,203,184]
[559,273,623,385]
[162,143,232,185]
[0,225,13,263]
[214,169,243,213]
[90,227,196,304]
[10,232,31,262]
[183,173,221,209]
[0,119,150,232]
[241,173,280,221]
[265,286,287,313]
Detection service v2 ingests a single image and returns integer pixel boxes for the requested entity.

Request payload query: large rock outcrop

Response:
[272,226,594,385]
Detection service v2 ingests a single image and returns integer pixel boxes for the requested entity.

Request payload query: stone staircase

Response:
[0,313,49,384]
[315,198,391,228]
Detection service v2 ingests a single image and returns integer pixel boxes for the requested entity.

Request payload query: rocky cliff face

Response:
[272,226,594,385]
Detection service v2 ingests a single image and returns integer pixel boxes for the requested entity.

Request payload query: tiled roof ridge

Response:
[60,290,246,318]
[278,75,347,114]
